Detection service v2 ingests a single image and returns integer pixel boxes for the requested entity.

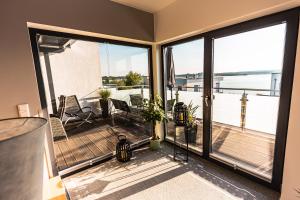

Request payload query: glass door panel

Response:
[37,35,152,173]
[165,38,204,153]
[210,23,286,181]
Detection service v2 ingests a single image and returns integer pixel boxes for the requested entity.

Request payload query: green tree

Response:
[124,71,142,86]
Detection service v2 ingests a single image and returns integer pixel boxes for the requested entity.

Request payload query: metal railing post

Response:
[240,91,248,131]
[175,88,179,103]
[141,85,144,99]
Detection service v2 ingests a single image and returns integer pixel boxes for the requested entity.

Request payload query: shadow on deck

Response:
[166,120,275,180]
[53,118,150,171]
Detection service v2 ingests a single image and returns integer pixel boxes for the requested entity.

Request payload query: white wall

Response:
[49,41,102,99]
[154,0,300,199]
[40,40,102,114]
[0,0,153,119]
[155,0,299,42]
[281,22,300,200]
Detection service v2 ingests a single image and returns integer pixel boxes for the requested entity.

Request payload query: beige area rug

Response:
[62,146,264,200]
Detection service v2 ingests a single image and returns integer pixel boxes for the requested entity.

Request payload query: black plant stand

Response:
[173,125,189,162]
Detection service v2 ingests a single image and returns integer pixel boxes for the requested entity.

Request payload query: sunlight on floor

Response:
[63,146,265,200]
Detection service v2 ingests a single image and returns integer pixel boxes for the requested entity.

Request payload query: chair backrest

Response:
[130,94,143,107]
[65,95,82,114]
[111,99,131,113]
[167,99,176,112]
[57,95,66,120]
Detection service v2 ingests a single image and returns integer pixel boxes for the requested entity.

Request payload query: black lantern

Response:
[174,102,188,126]
[116,135,132,162]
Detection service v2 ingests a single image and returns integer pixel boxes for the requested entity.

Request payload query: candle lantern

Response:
[116,135,132,162]
[174,102,188,126]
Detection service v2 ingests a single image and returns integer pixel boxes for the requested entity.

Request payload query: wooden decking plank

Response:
[87,133,111,155]
[212,130,275,147]
[53,124,150,171]
[167,122,273,178]
[71,136,95,161]
[79,135,103,157]
[53,143,67,170]
[67,137,92,163]
[212,136,274,158]
[111,126,143,143]
[97,128,117,151]
[58,141,77,168]
[212,144,272,167]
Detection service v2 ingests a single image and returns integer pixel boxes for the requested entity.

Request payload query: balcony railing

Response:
[167,86,280,134]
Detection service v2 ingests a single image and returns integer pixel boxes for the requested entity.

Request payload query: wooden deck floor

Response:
[166,120,275,180]
[53,124,149,171]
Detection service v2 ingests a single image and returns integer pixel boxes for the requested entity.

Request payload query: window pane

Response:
[211,23,286,181]
[165,38,204,153]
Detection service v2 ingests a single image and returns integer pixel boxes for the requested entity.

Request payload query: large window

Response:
[33,31,153,174]
[164,39,204,153]
[162,9,299,190]
[100,43,151,103]
[211,23,286,180]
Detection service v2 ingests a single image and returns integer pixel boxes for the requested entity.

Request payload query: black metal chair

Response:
[56,95,97,128]
[111,98,143,125]
[129,94,144,109]
[167,99,176,112]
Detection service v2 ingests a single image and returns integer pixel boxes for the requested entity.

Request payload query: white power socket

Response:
[17,104,30,117]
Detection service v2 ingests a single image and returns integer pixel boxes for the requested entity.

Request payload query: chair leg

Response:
[75,112,94,128]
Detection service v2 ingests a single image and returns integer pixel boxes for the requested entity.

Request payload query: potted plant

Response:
[142,95,167,150]
[99,89,111,118]
[184,101,199,143]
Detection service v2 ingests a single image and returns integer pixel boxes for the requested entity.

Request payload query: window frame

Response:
[29,28,154,176]
[161,7,299,191]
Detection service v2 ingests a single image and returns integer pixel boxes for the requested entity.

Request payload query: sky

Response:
[99,43,149,76]
[172,23,286,75]
[99,23,286,77]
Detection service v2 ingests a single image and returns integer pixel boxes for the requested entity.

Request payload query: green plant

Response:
[99,89,111,100]
[186,101,199,127]
[125,71,142,86]
[142,95,167,140]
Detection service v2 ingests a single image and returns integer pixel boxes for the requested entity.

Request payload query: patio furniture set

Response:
[50,94,171,140]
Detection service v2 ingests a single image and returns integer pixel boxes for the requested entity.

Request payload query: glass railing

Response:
[165,85,278,180]
[166,86,279,134]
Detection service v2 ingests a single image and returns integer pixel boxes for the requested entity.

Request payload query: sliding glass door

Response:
[30,29,153,175]
[164,39,204,153]
[162,8,299,190]
[210,23,286,181]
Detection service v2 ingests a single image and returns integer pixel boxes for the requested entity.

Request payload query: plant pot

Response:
[100,99,110,118]
[150,139,160,150]
[184,125,197,143]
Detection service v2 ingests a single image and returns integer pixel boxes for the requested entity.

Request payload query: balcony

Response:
[52,85,152,173]
[165,86,277,180]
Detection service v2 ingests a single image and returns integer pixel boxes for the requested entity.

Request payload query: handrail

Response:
[80,85,150,101]
[169,86,279,92]
[103,84,150,89]
[168,85,280,130]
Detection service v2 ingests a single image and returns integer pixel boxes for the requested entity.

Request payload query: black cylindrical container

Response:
[116,135,132,162]
[174,102,188,126]
[184,124,198,143]
[0,117,47,200]
[100,99,110,118]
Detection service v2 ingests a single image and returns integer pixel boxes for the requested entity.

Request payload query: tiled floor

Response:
[63,143,279,200]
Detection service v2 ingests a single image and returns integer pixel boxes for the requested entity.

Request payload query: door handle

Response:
[205,96,209,107]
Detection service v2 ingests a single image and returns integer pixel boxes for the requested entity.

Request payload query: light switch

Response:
[17,104,30,117]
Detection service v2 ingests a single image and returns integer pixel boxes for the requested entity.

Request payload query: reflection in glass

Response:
[211,24,286,180]
[165,39,204,153]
